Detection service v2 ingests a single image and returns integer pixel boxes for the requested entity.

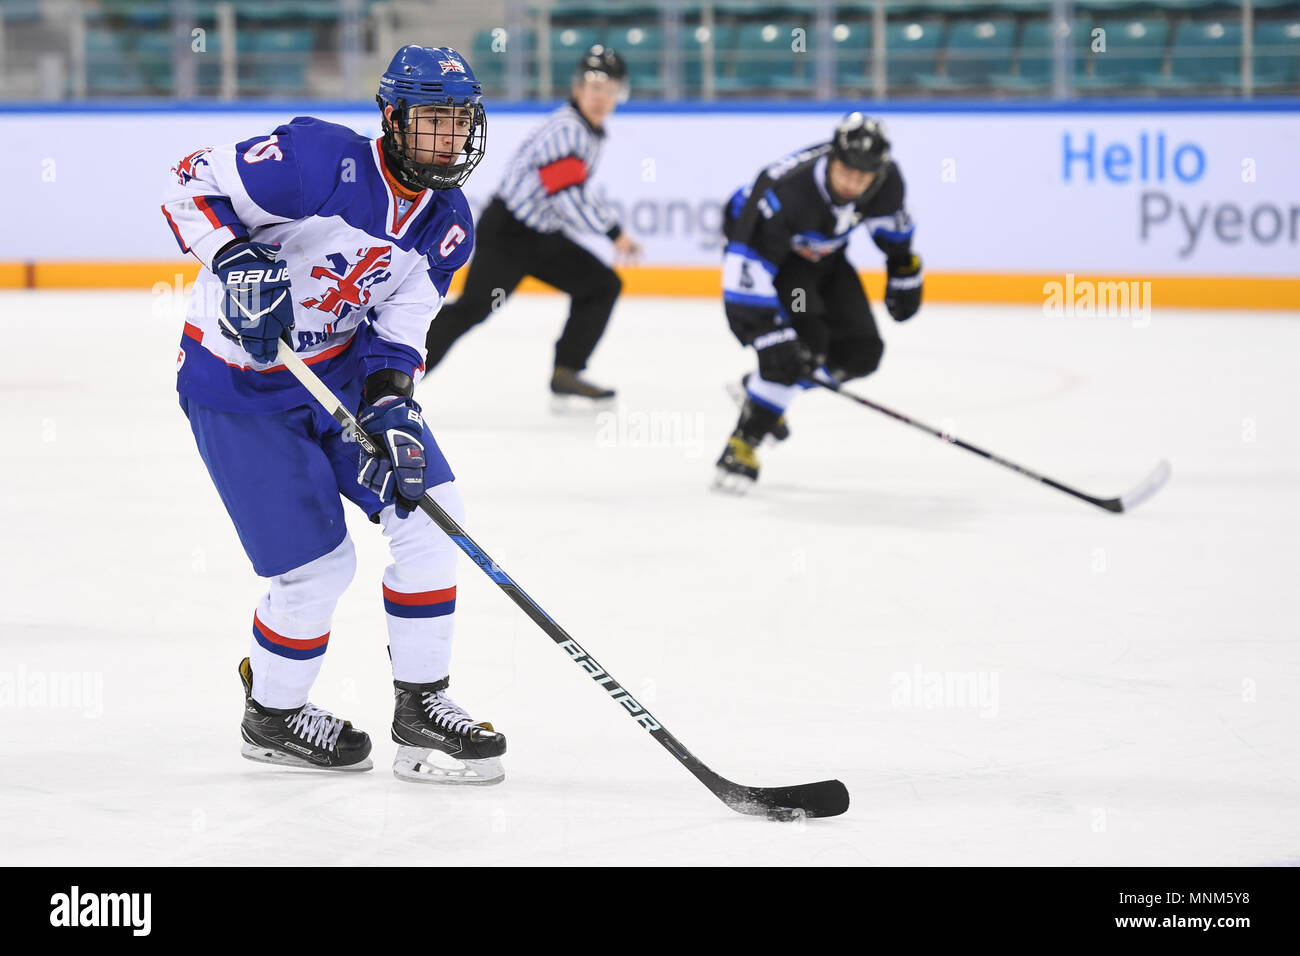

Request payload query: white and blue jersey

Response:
[161,116,474,413]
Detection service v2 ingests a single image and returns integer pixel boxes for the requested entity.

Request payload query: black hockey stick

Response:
[812,379,1170,514]
[277,342,848,820]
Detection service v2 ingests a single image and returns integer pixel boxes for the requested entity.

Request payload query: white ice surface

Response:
[1,290,1297,866]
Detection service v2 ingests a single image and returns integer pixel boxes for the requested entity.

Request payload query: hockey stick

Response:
[812,379,1170,514]
[276,341,848,820]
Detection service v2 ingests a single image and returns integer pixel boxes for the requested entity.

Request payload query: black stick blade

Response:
[720,780,850,819]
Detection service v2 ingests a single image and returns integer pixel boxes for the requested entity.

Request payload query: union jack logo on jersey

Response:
[300,246,394,320]
[172,147,213,185]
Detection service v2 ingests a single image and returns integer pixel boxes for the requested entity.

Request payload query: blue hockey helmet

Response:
[377,45,486,191]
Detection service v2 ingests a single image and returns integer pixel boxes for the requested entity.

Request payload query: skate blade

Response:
[393,745,505,786]
[549,393,616,416]
[239,742,373,772]
[711,468,755,496]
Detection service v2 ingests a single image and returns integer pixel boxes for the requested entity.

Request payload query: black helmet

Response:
[575,44,627,84]
[830,112,891,173]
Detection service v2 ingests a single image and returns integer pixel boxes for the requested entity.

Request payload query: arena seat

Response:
[1077,17,1169,89]
[1253,18,1300,88]
[884,19,946,88]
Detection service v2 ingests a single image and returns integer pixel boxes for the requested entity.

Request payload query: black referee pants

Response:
[425,198,623,372]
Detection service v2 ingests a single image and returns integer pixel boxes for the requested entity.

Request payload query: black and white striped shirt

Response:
[495,101,622,239]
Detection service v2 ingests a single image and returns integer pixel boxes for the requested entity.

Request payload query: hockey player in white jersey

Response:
[161,45,506,785]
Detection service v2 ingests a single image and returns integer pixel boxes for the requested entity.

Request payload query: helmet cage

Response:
[378,94,486,192]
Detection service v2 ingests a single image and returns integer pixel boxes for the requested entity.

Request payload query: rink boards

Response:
[1,101,1296,308]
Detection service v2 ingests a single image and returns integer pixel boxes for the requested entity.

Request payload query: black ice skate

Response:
[713,432,761,494]
[550,364,616,412]
[391,676,506,786]
[712,397,783,495]
[727,373,790,443]
[238,658,373,772]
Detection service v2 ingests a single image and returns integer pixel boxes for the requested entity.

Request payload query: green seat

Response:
[995,0,1053,12]
[84,27,149,95]
[885,20,945,88]
[1254,19,1300,87]
[880,2,967,16]
[0,0,44,21]
[188,0,335,19]
[549,3,612,19]
[1165,19,1242,86]
[550,1,658,20]
[235,1,337,22]
[552,25,601,64]
[1007,17,1092,87]
[1075,0,1159,14]
[469,28,536,96]
[85,27,127,58]
[723,21,814,93]
[237,28,312,93]
[470,29,507,93]
[101,1,168,27]
[244,28,314,54]
[90,70,152,95]
[615,24,663,92]
[1080,18,1169,87]
[551,27,604,95]
[713,1,814,18]
[683,22,736,92]
[1141,0,1224,10]
[943,17,1016,86]
[832,20,872,88]
[241,63,308,93]
[134,30,174,92]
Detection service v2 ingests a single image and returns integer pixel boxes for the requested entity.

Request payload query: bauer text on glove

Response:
[213,240,295,363]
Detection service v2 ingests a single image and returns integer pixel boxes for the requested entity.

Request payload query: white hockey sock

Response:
[380,481,464,684]
[249,534,356,710]
[746,368,801,416]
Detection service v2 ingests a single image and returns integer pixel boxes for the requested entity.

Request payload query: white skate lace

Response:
[421,689,476,736]
[285,702,346,750]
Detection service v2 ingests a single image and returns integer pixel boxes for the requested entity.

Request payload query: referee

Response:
[425,45,641,402]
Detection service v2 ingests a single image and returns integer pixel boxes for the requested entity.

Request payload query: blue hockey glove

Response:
[213,240,294,364]
[357,395,428,519]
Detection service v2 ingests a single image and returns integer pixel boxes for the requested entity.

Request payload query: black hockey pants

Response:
[774,254,885,381]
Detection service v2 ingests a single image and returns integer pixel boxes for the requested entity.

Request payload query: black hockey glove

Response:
[213,240,295,363]
[753,327,813,386]
[884,253,923,322]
